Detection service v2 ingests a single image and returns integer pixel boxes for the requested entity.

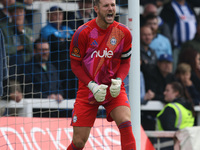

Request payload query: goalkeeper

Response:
[67,0,136,150]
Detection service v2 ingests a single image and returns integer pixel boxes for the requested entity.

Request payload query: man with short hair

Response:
[145,14,172,58]
[22,38,65,117]
[23,38,64,101]
[140,3,172,42]
[67,0,136,149]
[40,6,76,99]
[40,6,74,41]
[140,25,157,66]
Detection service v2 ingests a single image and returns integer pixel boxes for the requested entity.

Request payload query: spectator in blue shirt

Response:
[140,3,172,42]
[40,6,76,99]
[145,14,172,58]
[40,6,74,41]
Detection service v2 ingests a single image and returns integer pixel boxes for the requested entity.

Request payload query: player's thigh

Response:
[73,126,92,143]
[71,100,99,127]
[104,88,130,123]
[110,106,131,126]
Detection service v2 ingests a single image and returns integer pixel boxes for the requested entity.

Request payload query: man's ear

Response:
[94,5,98,14]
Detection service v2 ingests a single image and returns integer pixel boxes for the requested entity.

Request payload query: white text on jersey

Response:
[91,48,113,58]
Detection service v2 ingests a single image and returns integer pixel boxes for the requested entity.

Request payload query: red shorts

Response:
[70,89,130,127]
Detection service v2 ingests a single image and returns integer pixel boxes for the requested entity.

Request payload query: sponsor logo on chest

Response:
[91,48,113,58]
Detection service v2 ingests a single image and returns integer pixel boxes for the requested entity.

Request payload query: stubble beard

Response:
[99,11,115,25]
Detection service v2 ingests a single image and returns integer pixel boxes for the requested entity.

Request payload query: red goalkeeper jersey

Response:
[70,18,132,104]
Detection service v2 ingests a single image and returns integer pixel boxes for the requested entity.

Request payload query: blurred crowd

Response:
[139,0,200,149]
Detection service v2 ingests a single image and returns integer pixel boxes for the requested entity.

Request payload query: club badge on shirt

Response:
[71,47,81,58]
[73,115,77,123]
[110,37,117,46]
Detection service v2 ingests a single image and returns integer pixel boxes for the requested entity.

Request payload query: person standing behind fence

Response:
[23,38,64,100]
[140,25,157,68]
[40,6,74,41]
[128,25,156,101]
[156,81,195,150]
[0,2,33,105]
[0,0,32,23]
[67,0,136,149]
[143,54,175,102]
[40,6,76,99]
[160,0,197,48]
[0,27,23,115]
[0,2,33,63]
[145,14,172,58]
[140,3,172,42]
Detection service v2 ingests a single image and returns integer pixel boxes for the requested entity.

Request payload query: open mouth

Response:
[107,13,113,18]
